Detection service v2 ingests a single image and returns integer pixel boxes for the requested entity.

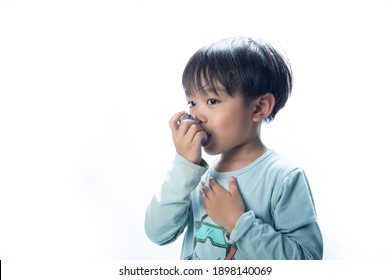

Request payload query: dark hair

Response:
[182,37,293,122]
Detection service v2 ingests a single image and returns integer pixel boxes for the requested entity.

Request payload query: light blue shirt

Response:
[145,150,323,259]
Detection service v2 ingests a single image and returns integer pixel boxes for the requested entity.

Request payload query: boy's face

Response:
[186,83,259,156]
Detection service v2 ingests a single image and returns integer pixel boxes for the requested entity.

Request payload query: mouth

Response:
[201,133,212,147]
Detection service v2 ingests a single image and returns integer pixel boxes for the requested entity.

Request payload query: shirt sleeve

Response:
[226,169,323,259]
[144,153,208,245]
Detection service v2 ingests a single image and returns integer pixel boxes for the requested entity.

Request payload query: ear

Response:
[252,93,275,122]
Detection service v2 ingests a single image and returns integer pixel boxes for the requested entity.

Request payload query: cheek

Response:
[217,117,245,138]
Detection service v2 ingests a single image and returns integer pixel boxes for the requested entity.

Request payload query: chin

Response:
[202,146,221,156]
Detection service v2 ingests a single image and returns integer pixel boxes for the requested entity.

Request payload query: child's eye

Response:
[187,101,196,108]
[207,99,220,105]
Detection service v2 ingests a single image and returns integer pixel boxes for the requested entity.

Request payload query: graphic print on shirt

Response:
[185,214,237,260]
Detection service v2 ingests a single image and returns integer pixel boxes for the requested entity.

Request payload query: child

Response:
[145,36,323,260]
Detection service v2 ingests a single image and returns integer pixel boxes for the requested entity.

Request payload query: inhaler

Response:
[178,112,211,147]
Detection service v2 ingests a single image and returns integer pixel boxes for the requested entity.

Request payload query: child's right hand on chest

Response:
[169,111,207,165]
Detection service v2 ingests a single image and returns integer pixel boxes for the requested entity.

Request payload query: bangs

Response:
[182,67,223,97]
[182,46,239,97]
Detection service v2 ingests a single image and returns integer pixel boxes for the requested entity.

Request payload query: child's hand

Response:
[200,177,244,233]
[169,111,207,165]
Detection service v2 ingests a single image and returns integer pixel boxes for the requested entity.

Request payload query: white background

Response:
[1,0,389,260]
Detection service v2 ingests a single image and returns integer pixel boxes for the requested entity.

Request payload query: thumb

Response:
[228,177,240,196]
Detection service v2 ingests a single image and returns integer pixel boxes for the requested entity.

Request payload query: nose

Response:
[190,109,207,125]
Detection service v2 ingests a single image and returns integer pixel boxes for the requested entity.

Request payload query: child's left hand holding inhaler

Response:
[169,111,207,165]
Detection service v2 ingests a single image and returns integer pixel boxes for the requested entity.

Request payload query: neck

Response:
[214,137,267,172]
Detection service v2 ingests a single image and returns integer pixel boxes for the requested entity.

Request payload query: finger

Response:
[202,186,211,197]
[177,120,200,137]
[228,176,240,197]
[188,124,206,144]
[202,199,209,212]
[169,111,186,132]
[193,129,207,145]
[199,188,206,199]
[199,186,210,210]
[200,181,211,198]
[209,178,224,194]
